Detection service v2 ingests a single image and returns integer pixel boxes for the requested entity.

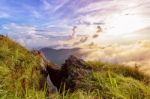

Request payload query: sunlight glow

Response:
[105,15,145,35]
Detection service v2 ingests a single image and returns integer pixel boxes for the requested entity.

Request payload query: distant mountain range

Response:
[40,47,82,65]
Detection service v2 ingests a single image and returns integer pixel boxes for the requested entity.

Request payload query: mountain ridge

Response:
[40,47,82,65]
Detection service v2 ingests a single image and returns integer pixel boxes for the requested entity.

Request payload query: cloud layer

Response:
[77,40,150,75]
[0,0,150,48]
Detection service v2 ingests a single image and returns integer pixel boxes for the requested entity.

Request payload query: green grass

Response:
[85,61,150,84]
[0,35,150,99]
[0,36,43,98]
[54,72,150,99]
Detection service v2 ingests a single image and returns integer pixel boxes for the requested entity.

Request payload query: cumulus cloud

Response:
[76,40,150,74]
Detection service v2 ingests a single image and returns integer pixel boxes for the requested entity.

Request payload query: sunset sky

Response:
[0,0,150,48]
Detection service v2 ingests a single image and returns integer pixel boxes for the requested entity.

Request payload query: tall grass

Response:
[86,61,150,84]
[0,36,150,99]
[0,36,43,98]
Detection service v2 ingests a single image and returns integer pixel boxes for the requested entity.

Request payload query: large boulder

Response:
[61,55,92,91]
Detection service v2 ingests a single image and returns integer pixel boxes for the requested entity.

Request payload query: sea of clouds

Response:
[76,40,150,75]
[51,33,150,75]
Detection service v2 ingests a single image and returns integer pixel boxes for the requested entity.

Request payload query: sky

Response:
[0,0,150,48]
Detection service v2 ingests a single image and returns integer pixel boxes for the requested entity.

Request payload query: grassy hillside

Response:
[0,35,150,99]
[0,35,46,98]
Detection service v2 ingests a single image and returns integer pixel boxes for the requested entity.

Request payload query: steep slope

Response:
[0,35,47,98]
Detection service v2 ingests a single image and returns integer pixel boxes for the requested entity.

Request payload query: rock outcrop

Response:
[31,50,58,94]
[32,51,92,93]
[61,55,92,91]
